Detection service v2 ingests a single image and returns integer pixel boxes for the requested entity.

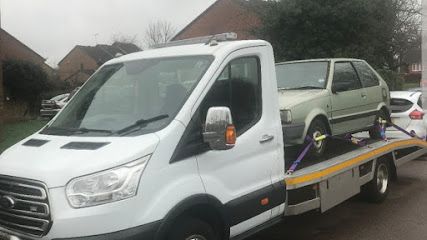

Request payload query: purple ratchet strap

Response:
[287,136,315,174]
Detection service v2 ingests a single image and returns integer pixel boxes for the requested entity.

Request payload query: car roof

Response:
[390,91,422,100]
[276,58,364,65]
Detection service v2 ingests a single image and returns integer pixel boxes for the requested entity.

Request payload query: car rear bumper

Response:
[40,109,60,117]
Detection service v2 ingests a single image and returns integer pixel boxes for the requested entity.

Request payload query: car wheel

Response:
[167,217,219,240]
[361,159,391,203]
[307,119,328,157]
[369,110,388,139]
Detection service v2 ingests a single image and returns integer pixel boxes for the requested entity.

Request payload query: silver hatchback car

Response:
[276,58,390,156]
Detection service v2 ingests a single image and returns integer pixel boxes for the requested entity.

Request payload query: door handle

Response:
[260,134,275,143]
[361,93,367,99]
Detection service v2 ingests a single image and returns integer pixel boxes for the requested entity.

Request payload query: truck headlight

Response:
[280,110,292,124]
[66,155,150,208]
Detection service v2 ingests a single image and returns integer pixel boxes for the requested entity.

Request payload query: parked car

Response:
[40,93,70,118]
[276,58,390,156]
[387,90,426,138]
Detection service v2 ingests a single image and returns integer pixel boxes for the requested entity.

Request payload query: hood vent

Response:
[22,139,49,147]
[61,142,110,150]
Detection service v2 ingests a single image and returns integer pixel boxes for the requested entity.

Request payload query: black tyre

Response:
[361,159,391,203]
[167,217,219,240]
[369,110,388,139]
[307,119,328,157]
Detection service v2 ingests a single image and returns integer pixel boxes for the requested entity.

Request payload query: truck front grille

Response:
[0,176,51,237]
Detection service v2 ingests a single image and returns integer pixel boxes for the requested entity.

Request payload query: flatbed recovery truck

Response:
[0,33,426,240]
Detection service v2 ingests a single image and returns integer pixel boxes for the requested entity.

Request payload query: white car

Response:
[387,91,426,139]
[40,93,70,118]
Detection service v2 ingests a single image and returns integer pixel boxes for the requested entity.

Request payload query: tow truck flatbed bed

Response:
[284,137,427,216]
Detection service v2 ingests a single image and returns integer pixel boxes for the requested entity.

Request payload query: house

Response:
[172,0,262,41]
[58,42,141,85]
[0,28,55,121]
[0,28,54,76]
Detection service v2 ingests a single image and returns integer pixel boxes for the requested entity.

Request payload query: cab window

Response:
[201,56,262,134]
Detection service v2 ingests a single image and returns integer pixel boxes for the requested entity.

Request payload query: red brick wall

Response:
[0,29,53,76]
[58,47,98,84]
[173,0,261,41]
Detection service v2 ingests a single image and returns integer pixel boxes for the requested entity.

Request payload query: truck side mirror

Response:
[202,107,236,150]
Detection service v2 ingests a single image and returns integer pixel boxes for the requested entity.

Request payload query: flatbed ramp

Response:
[284,138,427,216]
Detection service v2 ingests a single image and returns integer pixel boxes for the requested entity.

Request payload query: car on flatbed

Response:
[0,33,423,240]
[276,59,391,156]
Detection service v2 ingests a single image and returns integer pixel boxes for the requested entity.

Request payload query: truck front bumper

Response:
[282,123,306,144]
[52,221,161,240]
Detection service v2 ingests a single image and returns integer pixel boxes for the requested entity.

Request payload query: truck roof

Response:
[276,58,365,65]
[105,40,269,65]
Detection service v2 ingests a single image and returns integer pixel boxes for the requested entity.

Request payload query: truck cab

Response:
[0,34,286,240]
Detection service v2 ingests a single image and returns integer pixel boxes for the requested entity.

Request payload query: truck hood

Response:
[278,89,329,109]
[0,133,159,188]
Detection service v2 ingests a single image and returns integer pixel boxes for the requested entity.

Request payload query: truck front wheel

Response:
[167,217,219,240]
[361,159,391,203]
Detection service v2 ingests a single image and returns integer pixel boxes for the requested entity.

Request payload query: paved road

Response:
[248,157,427,240]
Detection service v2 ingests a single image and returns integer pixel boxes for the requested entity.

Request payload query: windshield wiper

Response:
[115,114,169,136]
[289,86,324,90]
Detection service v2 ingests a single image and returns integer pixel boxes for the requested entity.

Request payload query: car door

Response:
[353,61,383,127]
[330,61,368,134]
[195,48,283,237]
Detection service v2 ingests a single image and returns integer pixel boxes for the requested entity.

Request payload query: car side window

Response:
[332,62,361,92]
[418,95,423,108]
[171,56,262,162]
[201,56,262,134]
[353,61,379,88]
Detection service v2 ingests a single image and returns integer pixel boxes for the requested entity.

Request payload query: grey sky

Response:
[0,0,216,67]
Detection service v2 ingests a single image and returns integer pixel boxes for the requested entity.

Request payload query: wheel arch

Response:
[155,194,229,240]
[305,112,332,136]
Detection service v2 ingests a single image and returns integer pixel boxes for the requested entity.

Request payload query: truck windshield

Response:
[42,55,214,136]
[276,61,328,90]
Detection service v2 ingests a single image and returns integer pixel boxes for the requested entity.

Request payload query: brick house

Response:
[173,0,262,41]
[58,42,141,86]
[0,28,54,121]
[0,28,54,76]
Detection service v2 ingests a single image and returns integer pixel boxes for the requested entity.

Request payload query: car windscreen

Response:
[276,61,329,90]
[42,55,214,136]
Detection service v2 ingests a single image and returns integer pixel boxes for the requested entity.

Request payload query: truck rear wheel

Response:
[167,217,219,240]
[307,119,328,157]
[361,159,390,203]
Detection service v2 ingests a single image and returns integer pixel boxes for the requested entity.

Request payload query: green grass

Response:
[0,120,48,153]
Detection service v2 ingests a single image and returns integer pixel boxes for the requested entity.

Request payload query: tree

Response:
[111,33,142,48]
[3,60,51,115]
[144,20,176,47]
[257,0,420,71]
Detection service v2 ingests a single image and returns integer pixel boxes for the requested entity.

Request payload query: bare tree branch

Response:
[144,20,176,47]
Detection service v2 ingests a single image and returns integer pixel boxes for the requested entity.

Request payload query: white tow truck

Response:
[0,33,426,240]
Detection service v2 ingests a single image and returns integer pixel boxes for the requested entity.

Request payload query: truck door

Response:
[195,47,284,237]
[330,61,368,134]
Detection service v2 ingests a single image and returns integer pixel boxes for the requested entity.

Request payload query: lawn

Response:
[0,120,48,153]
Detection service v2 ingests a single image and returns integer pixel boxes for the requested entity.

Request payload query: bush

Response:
[376,69,404,91]
[3,60,51,115]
